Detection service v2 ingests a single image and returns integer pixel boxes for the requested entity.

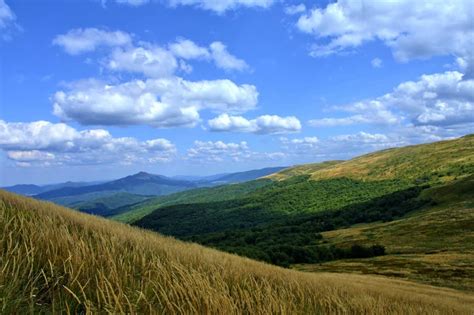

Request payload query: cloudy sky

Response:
[1,0,473,185]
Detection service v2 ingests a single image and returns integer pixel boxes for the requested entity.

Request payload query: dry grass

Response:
[1,190,474,314]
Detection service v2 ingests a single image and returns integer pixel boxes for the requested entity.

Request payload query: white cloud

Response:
[186,140,250,162]
[281,132,407,161]
[280,136,319,151]
[209,42,249,71]
[168,0,275,14]
[0,120,176,166]
[295,0,474,70]
[371,58,382,68]
[105,39,248,76]
[284,4,306,15]
[7,150,56,162]
[52,77,258,127]
[107,46,178,78]
[169,38,210,60]
[309,71,474,129]
[309,101,400,127]
[208,113,301,134]
[54,29,249,75]
[53,28,132,55]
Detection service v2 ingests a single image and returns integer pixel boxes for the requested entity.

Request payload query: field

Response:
[2,190,474,314]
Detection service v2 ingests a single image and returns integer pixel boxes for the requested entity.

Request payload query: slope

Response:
[295,175,474,291]
[1,190,473,314]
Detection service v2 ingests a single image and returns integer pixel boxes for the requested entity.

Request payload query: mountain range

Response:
[3,166,287,216]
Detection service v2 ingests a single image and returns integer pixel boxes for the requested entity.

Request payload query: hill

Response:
[118,135,473,226]
[268,134,474,182]
[1,190,472,313]
[119,136,474,287]
[295,176,474,291]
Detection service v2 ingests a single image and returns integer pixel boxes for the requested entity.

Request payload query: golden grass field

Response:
[1,190,474,314]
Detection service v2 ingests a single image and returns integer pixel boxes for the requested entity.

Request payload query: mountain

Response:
[171,167,287,186]
[199,166,287,185]
[2,181,100,196]
[35,172,197,200]
[1,190,471,313]
[2,184,43,195]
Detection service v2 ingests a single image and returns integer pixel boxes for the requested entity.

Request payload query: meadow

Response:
[2,190,473,314]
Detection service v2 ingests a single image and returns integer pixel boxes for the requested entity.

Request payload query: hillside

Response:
[1,190,473,314]
[117,136,474,287]
[268,134,474,182]
[118,135,473,226]
[295,176,474,291]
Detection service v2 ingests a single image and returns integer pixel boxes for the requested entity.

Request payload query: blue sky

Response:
[0,0,473,185]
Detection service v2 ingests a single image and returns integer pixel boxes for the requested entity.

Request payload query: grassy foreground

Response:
[1,190,474,314]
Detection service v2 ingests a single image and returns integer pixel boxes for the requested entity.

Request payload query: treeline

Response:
[228,244,386,268]
[135,177,413,237]
[185,186,430,267]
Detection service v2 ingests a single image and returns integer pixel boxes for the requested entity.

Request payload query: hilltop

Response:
[1,190,473,313]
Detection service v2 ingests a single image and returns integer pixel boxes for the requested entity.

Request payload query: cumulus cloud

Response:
[209,42,249,71]
[107,46,178,78]
[55,29,249,75]
[105,39,248,76]
[280,136,319,153]
[0,120,176,166]
[295,0,473,70]
[169,38,210,60]
[309,71,474,129]
[186,140,250,162]
[281,132,407,161]
[52,77,258,127]
[208,113,301,134]
[53,28,132,55]
[167,0,275,14]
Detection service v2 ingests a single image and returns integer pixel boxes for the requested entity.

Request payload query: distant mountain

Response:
[2,184,44,195]
[2,181,100,196]
[172,173,229,182]
[35,172,197,200]
[172,167,287,187]
[203,167,287,185]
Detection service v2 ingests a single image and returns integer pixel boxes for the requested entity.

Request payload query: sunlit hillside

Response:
[269,134,474,182]
[1,190,473,314]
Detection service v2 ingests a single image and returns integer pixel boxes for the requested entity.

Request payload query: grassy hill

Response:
[1,190,473,314]
[110,135,474,288]
[117,135,473,225]
[295,176,474,291]
[269,134,474,182]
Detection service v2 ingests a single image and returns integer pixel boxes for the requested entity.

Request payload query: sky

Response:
[0,0,473,185]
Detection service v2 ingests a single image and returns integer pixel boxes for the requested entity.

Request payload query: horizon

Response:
[1,0,473,186]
